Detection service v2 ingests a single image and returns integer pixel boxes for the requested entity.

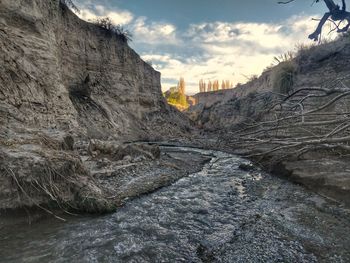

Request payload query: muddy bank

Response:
[88,144,211,207]
[0,144,210,225]
[240,147,350,208]
[0,0,195,213]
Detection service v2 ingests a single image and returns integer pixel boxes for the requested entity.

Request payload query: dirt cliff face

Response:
[0,0,191,211]
[0,0,171,139]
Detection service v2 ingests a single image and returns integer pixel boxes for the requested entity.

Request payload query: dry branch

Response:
[228,75,350,163]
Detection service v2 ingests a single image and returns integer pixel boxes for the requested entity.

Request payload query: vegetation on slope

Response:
[92,17,132,43]
[164,78,189,110]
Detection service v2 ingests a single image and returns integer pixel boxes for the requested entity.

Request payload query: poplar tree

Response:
[178,77,185,95]
[208,81,212,92]
[199,79,206,93]
[213,80,219,91]
[222,80,226,90]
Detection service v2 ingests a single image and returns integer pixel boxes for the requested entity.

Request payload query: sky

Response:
[74,0,340,94]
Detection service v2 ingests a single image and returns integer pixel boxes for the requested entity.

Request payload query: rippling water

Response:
[1,147,349,262]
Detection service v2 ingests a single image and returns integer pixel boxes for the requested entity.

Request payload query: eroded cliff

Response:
[0,0,192,212]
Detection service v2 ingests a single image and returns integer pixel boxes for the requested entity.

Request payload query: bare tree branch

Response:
[279,0,350,41]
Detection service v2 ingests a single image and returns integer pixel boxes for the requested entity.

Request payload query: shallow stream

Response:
[0,147,349,262]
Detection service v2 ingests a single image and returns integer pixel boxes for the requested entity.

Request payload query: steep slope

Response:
[0,0,192,212]
[190,37,350,131]
[189,36,350,206]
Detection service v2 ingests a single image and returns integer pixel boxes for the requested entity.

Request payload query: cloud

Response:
[142,15,340,94]
[76,4,179,46]
[77,4,134,25]
[131,17,179,45]
[73,2,340,95]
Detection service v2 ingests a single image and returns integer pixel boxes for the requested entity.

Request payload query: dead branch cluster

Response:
[279,0,350,41]
[226,75,350,163]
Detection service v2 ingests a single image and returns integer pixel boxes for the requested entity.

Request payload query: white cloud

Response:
[131,17,179,45]
[74,3,341,95]
[76,5,179,46]
[144,15,341,94]
[77,5,134,25]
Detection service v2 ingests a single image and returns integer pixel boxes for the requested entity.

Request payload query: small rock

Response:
[239,163,255,171]
[123,155,132,162]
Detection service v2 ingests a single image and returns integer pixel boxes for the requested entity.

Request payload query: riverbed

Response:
[0,147,349,262]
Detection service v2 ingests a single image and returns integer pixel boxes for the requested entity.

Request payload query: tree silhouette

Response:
[225,80,231,89]
[279,0,350,41]
[222,80,226,90]
[208,81,212,92]
[199,79,206,92]
[213,80,219,91]
[198,79,233,92]
[177,77,186,95]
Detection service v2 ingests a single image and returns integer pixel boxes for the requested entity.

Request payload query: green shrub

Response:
[271,61,297,94]
[166,92,188,107]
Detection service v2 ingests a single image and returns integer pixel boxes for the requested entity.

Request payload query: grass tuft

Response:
[271,61,297,95]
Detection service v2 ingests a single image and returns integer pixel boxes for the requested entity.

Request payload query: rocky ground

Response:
[0,142,210,225]
[83,142,211,207]
[1,147,349,262]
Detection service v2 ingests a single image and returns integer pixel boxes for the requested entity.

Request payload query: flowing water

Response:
[0,147,349,262]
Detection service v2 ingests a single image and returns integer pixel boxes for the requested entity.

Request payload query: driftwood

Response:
[279,0,350,41]
[222,75,350,163]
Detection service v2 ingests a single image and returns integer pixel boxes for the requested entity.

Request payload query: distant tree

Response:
[221,80,226,90]
[225,80,231,89]
[208,81,212,92]
[213,80,219,91]
[177,77,186,95]
[166,89,188,107]
[199,79,206,93]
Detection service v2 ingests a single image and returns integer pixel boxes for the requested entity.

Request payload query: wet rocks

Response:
[238,162,255,171]
[87,140,160,161]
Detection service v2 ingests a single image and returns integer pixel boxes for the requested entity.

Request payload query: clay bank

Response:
[0,0,193,213]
